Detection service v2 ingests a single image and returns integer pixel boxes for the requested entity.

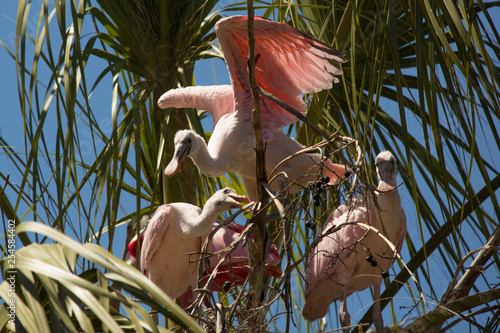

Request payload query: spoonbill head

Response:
[163,130,193,177]
[164,129,226,178]
[205,187,251,212]
[375,150,398,187]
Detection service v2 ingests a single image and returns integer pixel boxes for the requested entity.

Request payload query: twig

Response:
[445,225,500,301]
[245,4,272,332]
[227,266,251,326]
[216,302,225,333]
[279,179,293,333]
[267,135,356,183]
[403,225,500,332]
[261,182,286,218]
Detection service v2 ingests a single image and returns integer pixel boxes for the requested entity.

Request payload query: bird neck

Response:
[190,137,228,177]
[183,199,225,238]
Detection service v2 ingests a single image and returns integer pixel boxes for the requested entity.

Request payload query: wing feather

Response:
[140,205,172,273]
[305,200,368,296]
[215,16,345,129]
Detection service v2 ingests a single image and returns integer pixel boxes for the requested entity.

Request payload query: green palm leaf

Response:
[1,222,203,332]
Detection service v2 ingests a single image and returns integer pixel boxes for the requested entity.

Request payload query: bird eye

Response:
[180,137,192,146]
[223,188,231,194]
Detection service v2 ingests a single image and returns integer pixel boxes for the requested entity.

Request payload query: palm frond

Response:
[1,222,203,332]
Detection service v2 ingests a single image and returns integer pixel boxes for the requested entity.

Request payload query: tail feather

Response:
[302,298,330,321]
[206,261,282,292]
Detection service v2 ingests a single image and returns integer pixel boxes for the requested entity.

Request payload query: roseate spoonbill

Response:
[128,219,282,299]
[159,16,347,200]
[302,151,407,333]
[129,188,281,300]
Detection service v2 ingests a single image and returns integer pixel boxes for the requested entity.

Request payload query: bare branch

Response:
[245,4,273,332]
[403,225,500,333]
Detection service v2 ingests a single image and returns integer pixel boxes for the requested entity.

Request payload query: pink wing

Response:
[215,16,345,129]
[208,221,281,266]
[208,221,248,267]
[157,85,234,128]
[203,221,282,291]
[139,205,172,273]
[304,202,368,297]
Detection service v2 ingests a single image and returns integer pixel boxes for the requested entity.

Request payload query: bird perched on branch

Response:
[302,151,407,333]
[128,188,282,303]
[159,16,347,200]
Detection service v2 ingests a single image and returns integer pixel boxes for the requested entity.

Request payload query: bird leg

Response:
[372,283,383,333]
[339,286,351,333]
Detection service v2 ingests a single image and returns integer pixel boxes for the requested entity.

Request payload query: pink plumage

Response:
[303,151,407,333]
[159,16,347,200]
[203,221,282,292]
[128,188,281,303]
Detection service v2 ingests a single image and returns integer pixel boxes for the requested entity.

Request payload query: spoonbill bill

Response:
[159,16,347,199]
[128,188,282,301]
[302,151,407,333]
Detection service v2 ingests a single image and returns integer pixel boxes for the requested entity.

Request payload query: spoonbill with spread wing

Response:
[159,16,347,199]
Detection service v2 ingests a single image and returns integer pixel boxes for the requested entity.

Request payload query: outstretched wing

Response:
[215,15,345,129]
[157,85,234,128]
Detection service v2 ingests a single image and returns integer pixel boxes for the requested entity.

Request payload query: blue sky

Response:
[1,1,499,332]
[0,4,23,148]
